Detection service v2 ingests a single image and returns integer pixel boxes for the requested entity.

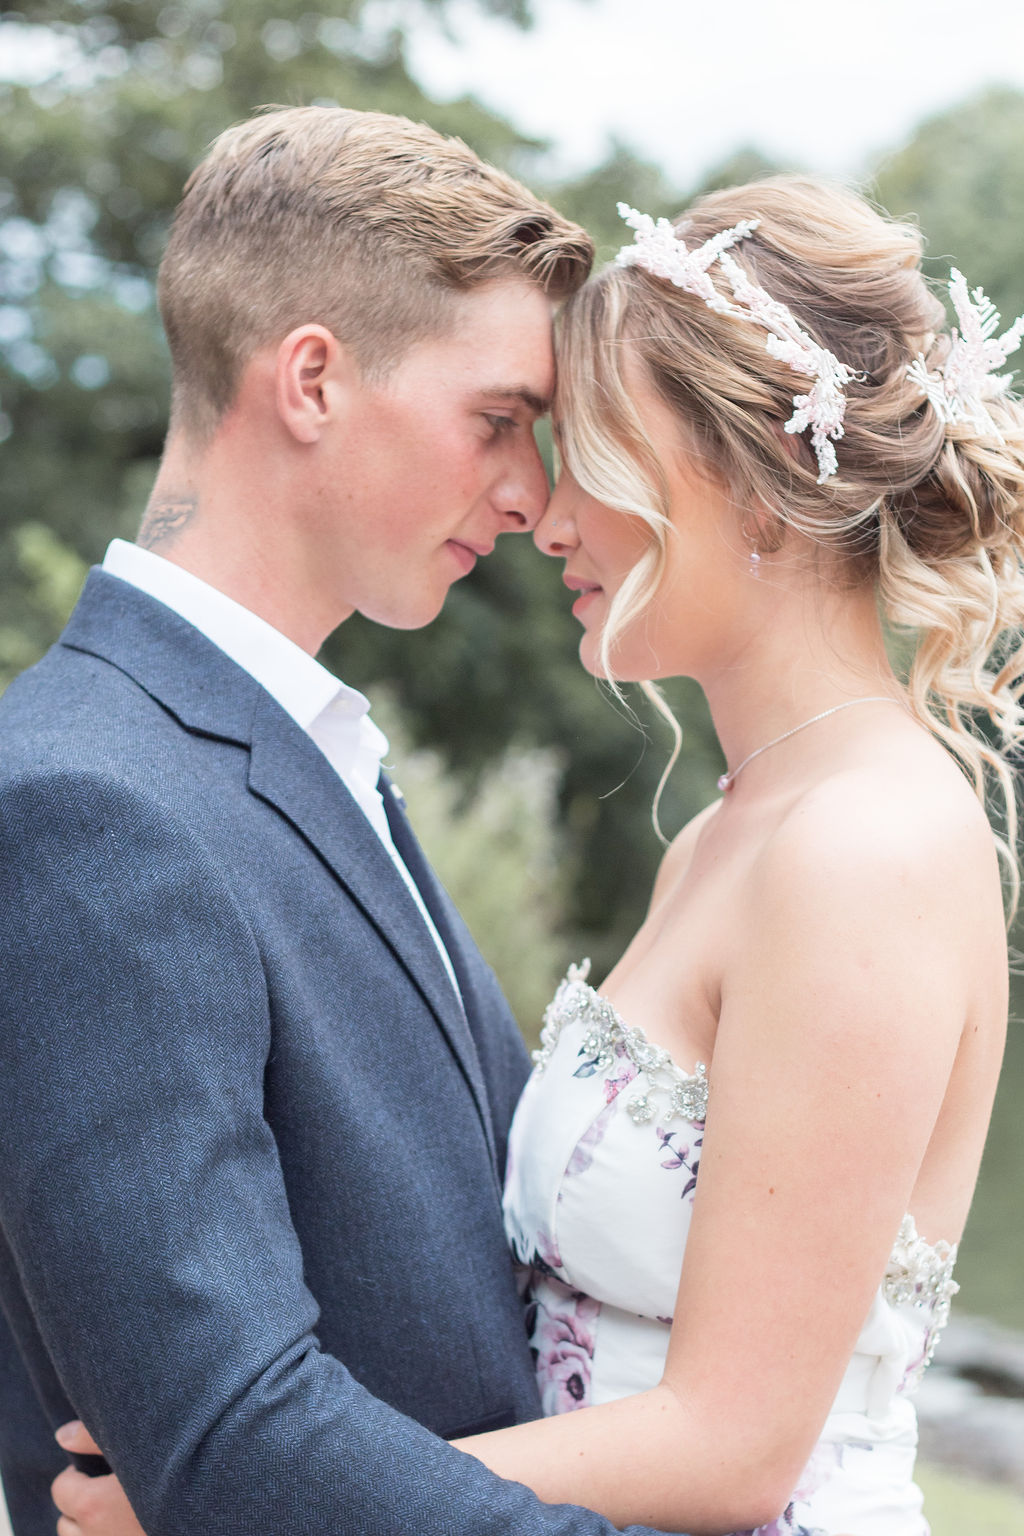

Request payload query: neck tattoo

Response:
[138,492,198,552]
[717,696,902,793]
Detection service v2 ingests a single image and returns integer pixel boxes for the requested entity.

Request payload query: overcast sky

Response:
[4,0,1024,190]
[402,0,1024,187]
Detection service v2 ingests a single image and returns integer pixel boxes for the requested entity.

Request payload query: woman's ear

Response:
[743,498,787,557]
[275,325,354,444]
[772,417,816,477]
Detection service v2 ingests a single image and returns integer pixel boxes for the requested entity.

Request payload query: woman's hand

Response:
[52,1423,146,1536]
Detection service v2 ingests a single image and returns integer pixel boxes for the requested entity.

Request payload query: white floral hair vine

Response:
[907,269,1024,440]
[615,203,861,484]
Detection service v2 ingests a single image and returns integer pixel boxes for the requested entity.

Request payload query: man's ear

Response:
[275,325,357,444]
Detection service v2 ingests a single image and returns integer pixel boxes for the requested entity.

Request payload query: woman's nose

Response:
[534,475,579,557]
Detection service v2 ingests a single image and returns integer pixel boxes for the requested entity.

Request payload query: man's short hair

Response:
[157,105,595,441]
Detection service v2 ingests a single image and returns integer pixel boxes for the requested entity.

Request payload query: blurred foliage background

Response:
[0,0,731,987]
[2,0,1023,1366]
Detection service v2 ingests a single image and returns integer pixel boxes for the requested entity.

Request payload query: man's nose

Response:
[497,433,554,533]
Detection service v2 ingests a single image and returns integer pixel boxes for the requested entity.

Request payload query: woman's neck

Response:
[700,576,903,788]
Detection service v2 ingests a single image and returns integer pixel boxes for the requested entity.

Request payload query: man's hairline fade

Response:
[156,104,594,445]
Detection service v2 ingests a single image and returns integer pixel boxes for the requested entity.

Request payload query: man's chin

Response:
[356,591,451,632]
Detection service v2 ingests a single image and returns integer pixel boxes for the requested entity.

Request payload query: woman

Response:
[53,177,1024,1535]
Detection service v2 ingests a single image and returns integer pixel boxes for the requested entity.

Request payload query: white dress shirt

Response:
[101,539,462,1002]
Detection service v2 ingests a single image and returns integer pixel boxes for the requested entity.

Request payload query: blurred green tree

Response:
[550,137,685,259]
[687,145,786,199]
[873,85,1024,324]
[0,0,722,975]
[0,0,544,674]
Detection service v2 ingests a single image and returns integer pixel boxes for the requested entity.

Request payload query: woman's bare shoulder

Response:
[747,743,1005,989]
[773,744,995,883]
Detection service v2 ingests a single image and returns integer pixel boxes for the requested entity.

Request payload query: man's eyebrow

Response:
[480,386,552,417]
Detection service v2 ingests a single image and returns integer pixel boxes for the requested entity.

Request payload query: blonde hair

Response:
[556,175,1024,907]
[158,105,594,441]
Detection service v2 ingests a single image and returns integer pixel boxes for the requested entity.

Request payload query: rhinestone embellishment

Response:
[882,1214,959,1380]
[883,1214,959,1321]
[533,960,709,1126]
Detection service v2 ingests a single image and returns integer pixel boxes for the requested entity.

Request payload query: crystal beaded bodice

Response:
[531,960,710,1127]
[503,963,959,1536]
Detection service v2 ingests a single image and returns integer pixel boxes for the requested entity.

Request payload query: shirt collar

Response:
[101,539,374,737]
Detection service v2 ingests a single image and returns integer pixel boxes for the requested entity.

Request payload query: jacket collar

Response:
[61,568,261,744]
[60,570,498,1168]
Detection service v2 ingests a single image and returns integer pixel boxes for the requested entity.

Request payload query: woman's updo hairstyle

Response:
[556,174,1024,906]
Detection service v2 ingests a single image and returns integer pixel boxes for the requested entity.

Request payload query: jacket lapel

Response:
[381,775,487,1026]
[60,571,498,1167]
[380,775,498,1153]
[246,694,498,1168]
[60,569,258,746]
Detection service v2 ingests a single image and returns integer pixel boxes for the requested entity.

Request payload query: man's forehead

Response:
[443,279,556,404]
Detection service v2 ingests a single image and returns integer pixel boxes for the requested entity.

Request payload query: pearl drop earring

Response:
[748,546,761,578]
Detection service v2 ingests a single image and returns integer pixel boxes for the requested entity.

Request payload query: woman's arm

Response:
[453,784,1000,1534]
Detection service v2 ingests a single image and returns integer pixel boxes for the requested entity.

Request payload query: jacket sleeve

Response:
[0,769,678,1536]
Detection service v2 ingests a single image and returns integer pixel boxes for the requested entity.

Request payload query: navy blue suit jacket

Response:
[0,572,670,1536]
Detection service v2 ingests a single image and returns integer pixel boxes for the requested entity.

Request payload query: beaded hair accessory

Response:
[907,269,1024,440]
[615,203,860,483]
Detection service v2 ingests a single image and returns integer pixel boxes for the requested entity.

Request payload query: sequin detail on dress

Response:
[533,960,709,1127]
[883,1213,959,1385]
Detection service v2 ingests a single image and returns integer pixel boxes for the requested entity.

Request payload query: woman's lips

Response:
[563,573,603,619]
[571,588,601,619]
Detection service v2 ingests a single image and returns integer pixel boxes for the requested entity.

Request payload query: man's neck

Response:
[137,438,349,656]
[138,433,201,559]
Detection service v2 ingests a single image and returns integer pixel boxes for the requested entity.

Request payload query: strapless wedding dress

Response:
[503,962,959,1536]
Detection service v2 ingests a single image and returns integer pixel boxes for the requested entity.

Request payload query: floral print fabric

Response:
[504,966,947,1536]
[528,1275,600,1415]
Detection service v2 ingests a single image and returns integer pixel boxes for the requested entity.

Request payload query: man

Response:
[0,106,670,1536]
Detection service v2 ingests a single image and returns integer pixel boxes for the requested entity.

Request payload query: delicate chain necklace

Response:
[717,696,901,792]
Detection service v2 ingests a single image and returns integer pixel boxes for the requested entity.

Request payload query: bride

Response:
[53,177,1024,1536]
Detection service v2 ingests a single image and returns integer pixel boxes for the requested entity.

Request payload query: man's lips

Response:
[447,539,494,574]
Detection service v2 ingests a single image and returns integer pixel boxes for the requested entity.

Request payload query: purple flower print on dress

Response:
[531,1280,601,1415]
[789,1442,845,1503]
[657,1125,703,1200]
[731,1443,844,1535]
[732,1513,828,1536]
[534,1226,564,1274]
[900,1335,932,1394]
[510,1223,567,1279]
[603,1060,637,1104]
[733,1507,828,1536]
[566,1062,638,1176]
[566,1107,612,1177]
[538,1332,592,1413]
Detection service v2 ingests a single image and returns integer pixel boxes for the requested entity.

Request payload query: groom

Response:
[0,106,670,1536]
